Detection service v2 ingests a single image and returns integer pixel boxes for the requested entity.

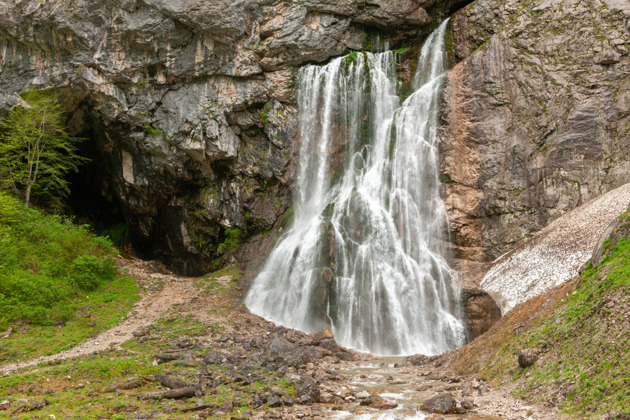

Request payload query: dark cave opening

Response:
[62,111,164,266]
[447,0,475,15]
[64,115,208,275]
[65,125,132,252]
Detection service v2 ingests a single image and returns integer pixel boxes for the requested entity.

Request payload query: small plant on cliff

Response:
[0,90,86,207]
[345,51,359,67]
[259,102,273,124]
[218,228,243,254]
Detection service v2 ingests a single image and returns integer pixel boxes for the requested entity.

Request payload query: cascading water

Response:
[245,20,466,356]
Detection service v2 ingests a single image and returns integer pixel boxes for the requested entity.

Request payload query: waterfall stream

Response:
[245,20,466,356]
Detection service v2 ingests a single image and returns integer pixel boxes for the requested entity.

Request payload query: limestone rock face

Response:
[442,0,630,295]
[0,0,455,274]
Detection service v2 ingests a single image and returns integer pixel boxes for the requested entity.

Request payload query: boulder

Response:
[266,396,282,408]
[296,377,320,404]
[407,354,429,366]
[360,394,384,406]
[422,394,456,414]
[518,348,540,368]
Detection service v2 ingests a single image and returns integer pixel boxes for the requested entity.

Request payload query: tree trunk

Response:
[24,183,32,207]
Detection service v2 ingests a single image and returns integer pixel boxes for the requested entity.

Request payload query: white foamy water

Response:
[246,20,465,356]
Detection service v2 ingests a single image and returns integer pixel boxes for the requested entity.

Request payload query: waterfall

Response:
[245,20,466,356]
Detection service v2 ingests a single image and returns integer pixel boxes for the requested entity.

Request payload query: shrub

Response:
[0,191,119,328]
[69,255,116,292]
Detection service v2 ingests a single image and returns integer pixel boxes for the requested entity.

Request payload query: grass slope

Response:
[454,209,630,418]
[0,192,139,362]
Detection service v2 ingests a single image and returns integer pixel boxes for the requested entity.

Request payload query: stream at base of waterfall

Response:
[246,20,466,356]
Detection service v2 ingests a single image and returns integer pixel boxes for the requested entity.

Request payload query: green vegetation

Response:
[0,90,86,207]
[475,210,630,418]
[143,124,164,137]
[0,192,139,360]
[0,349,294,419]
[345,50,359,66]
[218,228,243,254]
[259,102,273,124]
[393,46,411,56]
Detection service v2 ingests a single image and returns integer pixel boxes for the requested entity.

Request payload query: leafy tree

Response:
[0,90,86,207]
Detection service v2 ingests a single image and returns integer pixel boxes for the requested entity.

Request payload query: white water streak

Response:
[246,20,465,356]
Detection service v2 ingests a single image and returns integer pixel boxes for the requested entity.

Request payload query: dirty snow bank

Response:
[481,183,630,314]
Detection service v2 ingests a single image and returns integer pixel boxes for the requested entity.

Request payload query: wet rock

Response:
[370,402,398,409]
[356,390,370,399]
[518,348,540,368]
[422,394,456,414]
[360,394,384,406]
[455,405,467,414]
[407,354,430,366]
[296,377,320,404]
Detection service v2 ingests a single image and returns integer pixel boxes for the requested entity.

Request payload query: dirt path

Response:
[0,258,200,375]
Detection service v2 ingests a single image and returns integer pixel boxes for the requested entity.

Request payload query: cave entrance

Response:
[65,120,134,254]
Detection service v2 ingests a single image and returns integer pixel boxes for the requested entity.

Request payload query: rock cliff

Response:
[0,0,458,274]
[441,0,630,292]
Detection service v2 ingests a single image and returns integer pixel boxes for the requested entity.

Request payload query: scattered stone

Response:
[203,351,231,365]
[0,400,10,410]
[266,396,282,407]
[155,374,188,389]
[282,397,294,406]
[296,377,320,403]
[172,361,198,367]
[9,399,49,415]
[422,394,456,414]
[319,392,334,403]
[518,348,540,368]
[2,328,12,338]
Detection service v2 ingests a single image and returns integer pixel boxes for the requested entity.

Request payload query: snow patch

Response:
[481,183,630,314]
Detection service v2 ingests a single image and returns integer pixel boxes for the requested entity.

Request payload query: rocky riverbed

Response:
[1,259,556,419]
